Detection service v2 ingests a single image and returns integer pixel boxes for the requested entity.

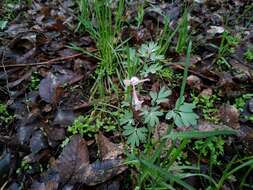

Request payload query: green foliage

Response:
[140,106,163,128]
[176,10,189,53]
[233,93,253,122]
[120,110,135,126]
[217,32,240,70]
[233,94,253,111]
[244,48,253,61]
[2,0,21,22]
[192,94,220,123]
[141,63,163,78]
[136,3,145,28]
[75,0,125,97]
[68,112,118,137]
[158,67,174,80]
[163,129,237,141]
[0,20,8,30]
[60,137,70,148]
[123,48,141,77]
[123,125,148,148]
[149,86,171,106]
[16,160,32,174]
[68,115,100,137]
[138,42,164,62]
[166,98,198,127]
[194,136,225,165]
[166,41,198,127]
[0,103,13,126]
[29,72,40,91]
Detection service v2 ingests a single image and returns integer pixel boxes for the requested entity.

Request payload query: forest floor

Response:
[0,0,253,189]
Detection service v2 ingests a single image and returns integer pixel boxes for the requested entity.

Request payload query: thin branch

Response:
[0,53,82,68]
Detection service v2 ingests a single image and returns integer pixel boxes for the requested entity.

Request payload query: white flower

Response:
[132,86,143,111]
[124,76,150,87]
[123,76,149,110]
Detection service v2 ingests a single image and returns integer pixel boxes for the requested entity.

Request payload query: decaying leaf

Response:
[219,104,240,129]
[32,135,127,188]
[96,132,124,160]
[55,135,89,183]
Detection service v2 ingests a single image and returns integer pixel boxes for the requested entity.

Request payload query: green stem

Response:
[178,40,192,108]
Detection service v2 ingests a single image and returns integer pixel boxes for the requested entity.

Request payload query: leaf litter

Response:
[0,0,253,189]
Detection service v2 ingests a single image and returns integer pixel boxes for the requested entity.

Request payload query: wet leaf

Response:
[39,72,75,103]
[30,130,48,155]
[55,135,89,183]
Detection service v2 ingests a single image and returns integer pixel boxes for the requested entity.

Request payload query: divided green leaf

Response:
[150,86,171,105]
[120,110,135,126]
[123,125,148,148]
[166,100,198,128]
[141,63,163,77]
[140,106,163,128]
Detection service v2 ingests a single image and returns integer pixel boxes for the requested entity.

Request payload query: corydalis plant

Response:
[124,76,149,110]
[138,42,164,62]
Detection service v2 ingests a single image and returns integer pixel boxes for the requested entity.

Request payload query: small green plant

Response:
[244,48,253,61]
[60,137,70,148]
[194,136,225,165]
[233,93,253,111]
[68,112,118,137]
[68,115,100,137]
[166,41,199,127]
[0,103,13,126]
[149,86,172,106]
[121,86,171,148]
[192,94,220,124]
[216,32,240,70]
[140,106,163,128]
[141,63,163,78]
[158,67,174,80]
[16,160,32,174]
[233,93,253,122]
[138,42,164,63]
[29,72,40,91]
[166,98,199,127]
[123,125,148,148]
[136,3,145,28]
[2,0,20,21]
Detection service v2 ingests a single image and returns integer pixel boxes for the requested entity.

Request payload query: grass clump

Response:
[73,0,125,97]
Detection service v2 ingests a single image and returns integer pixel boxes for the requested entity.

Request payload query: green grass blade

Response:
[162,129,237,140]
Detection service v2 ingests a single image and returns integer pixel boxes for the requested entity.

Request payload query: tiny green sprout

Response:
[244,48,253,61]
[159,67,174,80]
[16,160,32,174]
[29,72,40,91]
[0,103,13,126]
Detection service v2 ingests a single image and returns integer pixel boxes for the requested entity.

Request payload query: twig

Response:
[0,53,82,68]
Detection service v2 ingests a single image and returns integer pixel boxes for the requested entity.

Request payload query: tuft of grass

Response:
[73,0,125,98]
[176,9,189,53]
